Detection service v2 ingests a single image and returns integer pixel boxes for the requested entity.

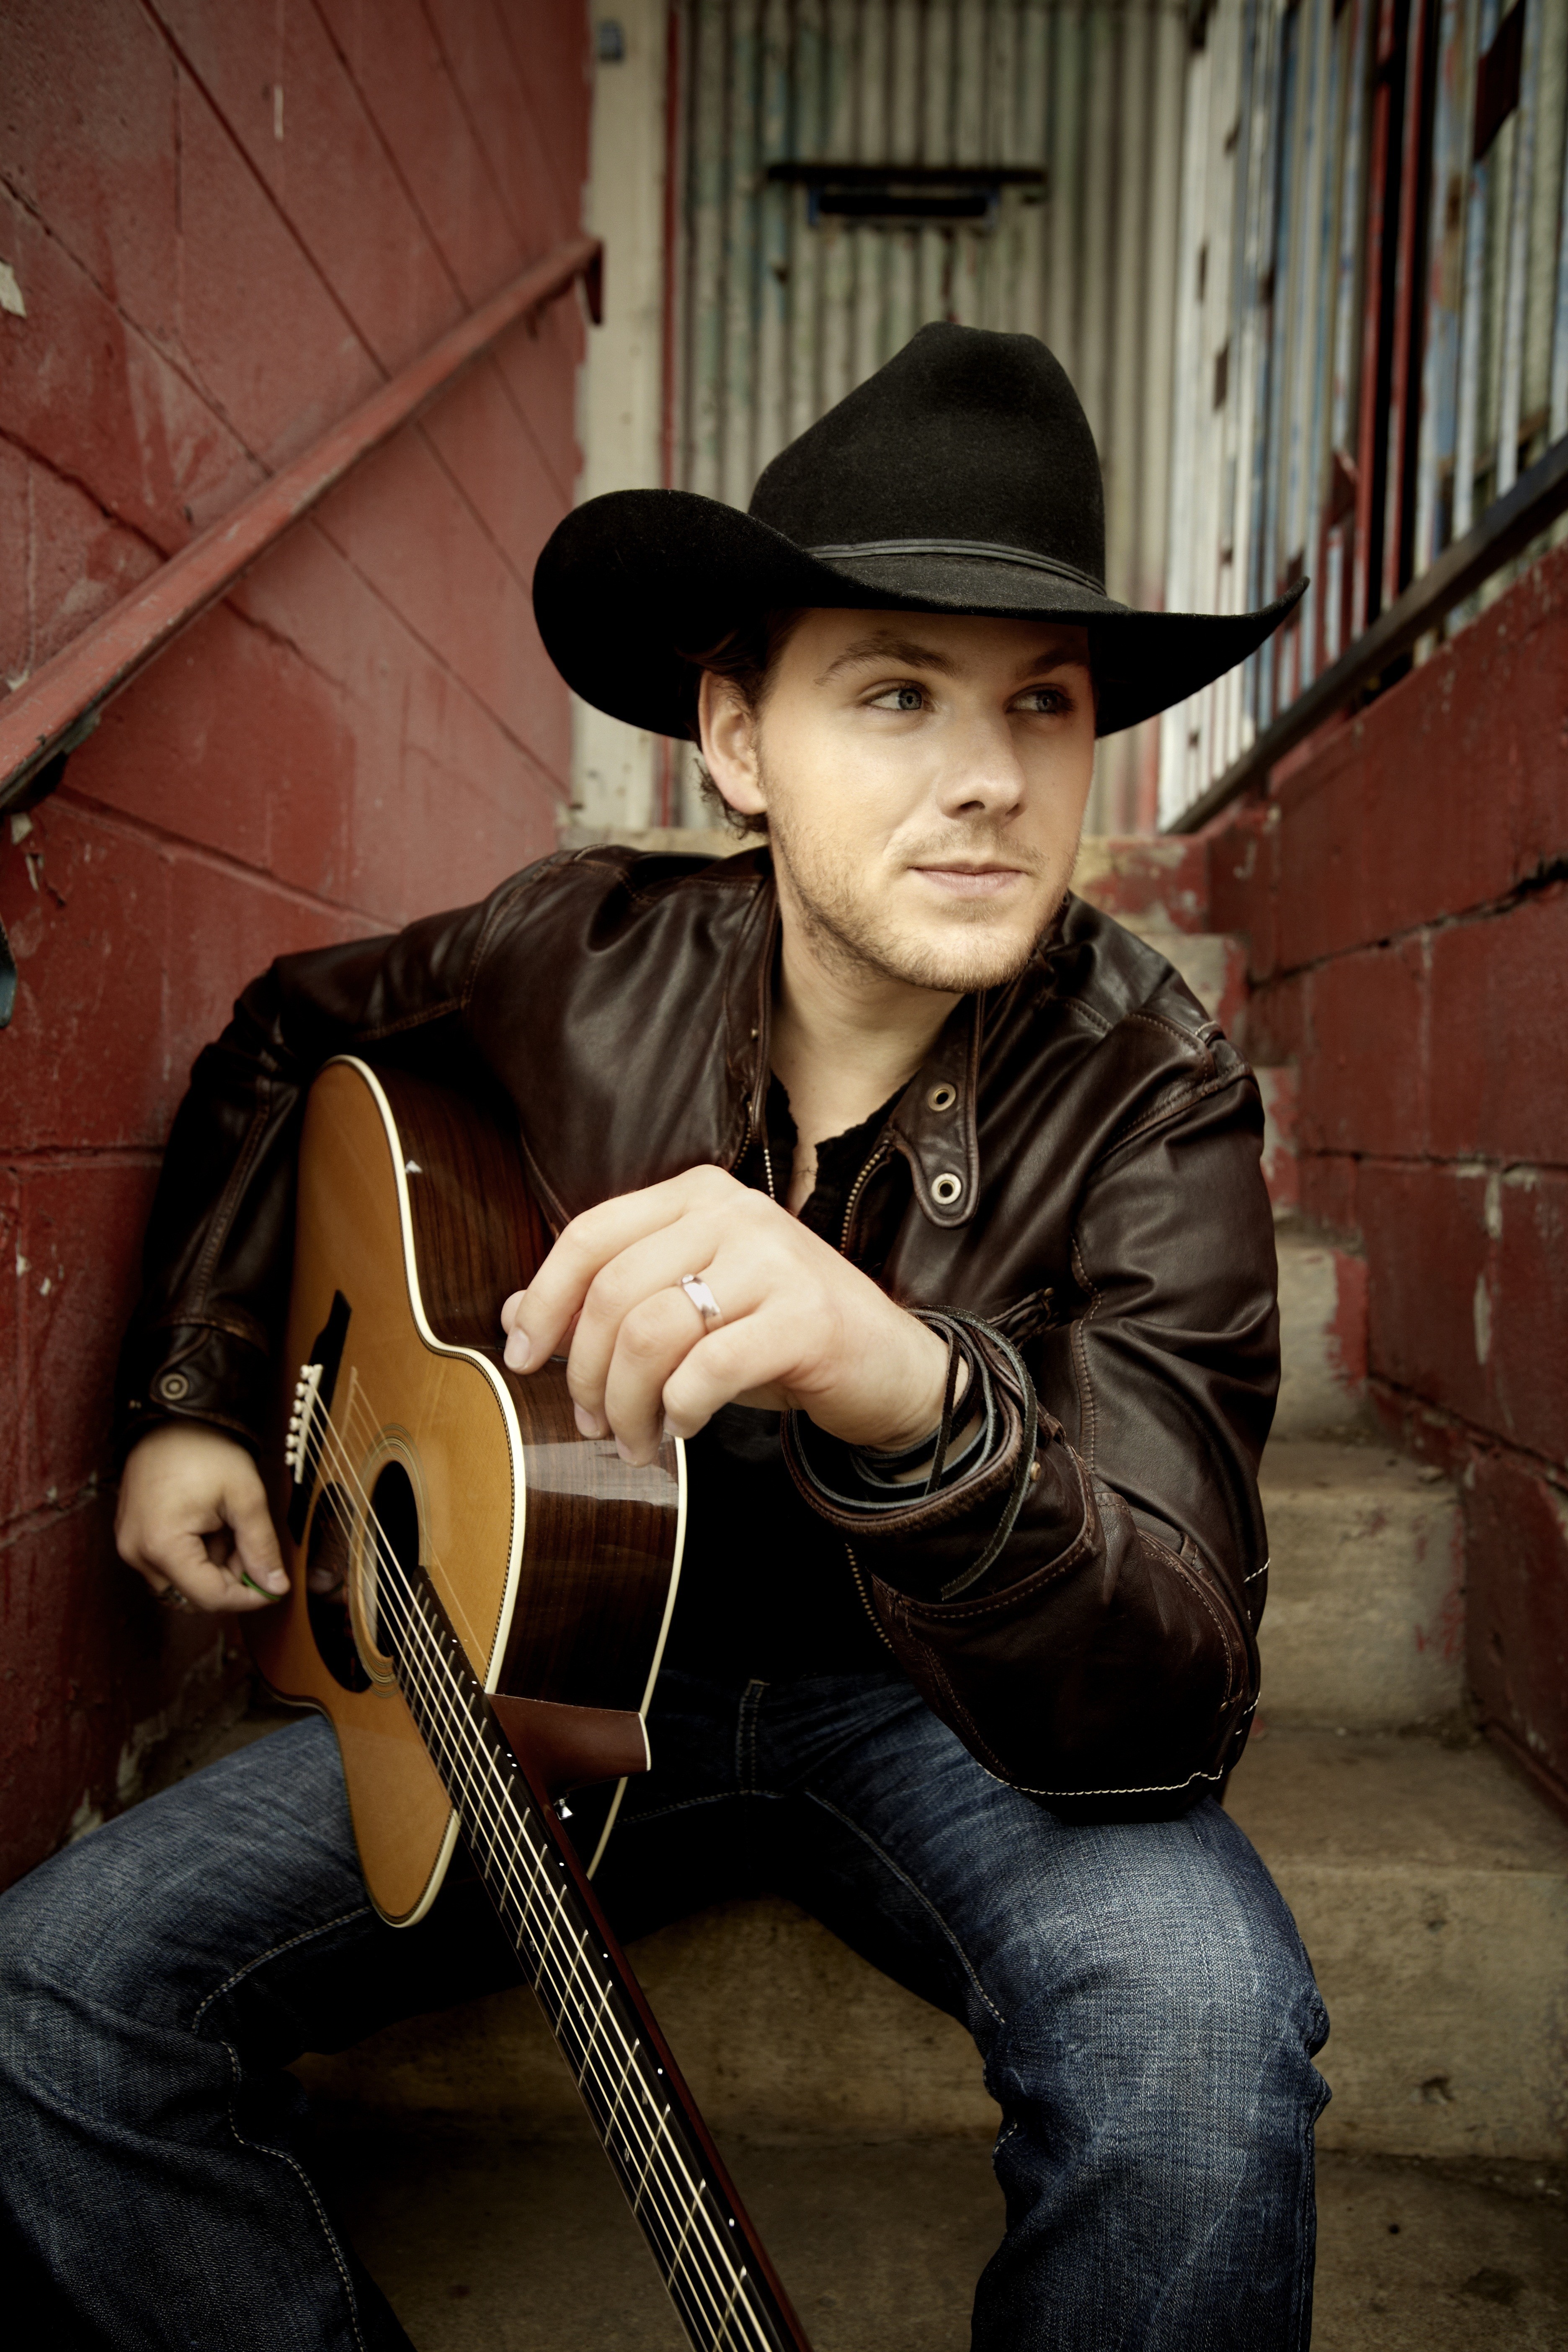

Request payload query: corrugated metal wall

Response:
[1159,0,1568,826]
[663,0,1189,832]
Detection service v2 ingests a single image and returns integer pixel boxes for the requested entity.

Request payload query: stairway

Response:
[296,831,1568,2176]
[1076,836,1568,2166]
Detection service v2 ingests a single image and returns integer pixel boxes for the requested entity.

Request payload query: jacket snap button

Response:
[926,1082,957,1113]
[157,1372,190,1403]
[931,1172,963,1206]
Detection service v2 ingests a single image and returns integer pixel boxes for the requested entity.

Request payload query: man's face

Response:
[701,609,1096,996]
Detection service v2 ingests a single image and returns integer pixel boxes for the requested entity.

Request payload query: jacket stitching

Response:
[356,998,462,1043]
[1119,1008,1215,1060]
[902,1637,1017,1788]
[149,1309,267,1346]
[1153,1549,1241,1712]
[974,1759,1228,1800]
[877,1473,1096,1623]
[1099,1067,1251,1162]
[188,1084,274,1316]
[1069,1233,1101,1470]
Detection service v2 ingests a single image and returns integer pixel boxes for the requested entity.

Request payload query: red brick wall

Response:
[1211,540,1568,1811]
[0,1,590,1885]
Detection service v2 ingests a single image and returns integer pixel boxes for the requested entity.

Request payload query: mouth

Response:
[909,862,1030,899]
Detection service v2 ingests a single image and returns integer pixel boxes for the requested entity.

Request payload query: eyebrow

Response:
[816,633,962,684]
[815,632,1088,686]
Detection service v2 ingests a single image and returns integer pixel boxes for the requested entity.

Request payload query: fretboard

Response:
[377,1561,811,2352]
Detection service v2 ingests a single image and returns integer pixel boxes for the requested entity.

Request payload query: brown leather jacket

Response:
[119,846,1277,1813]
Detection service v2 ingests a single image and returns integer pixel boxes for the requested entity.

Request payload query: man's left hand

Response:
[500,1166,953,1467]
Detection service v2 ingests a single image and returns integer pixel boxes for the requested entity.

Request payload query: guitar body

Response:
[250,1055,686,1922]
[248,1058,810,2351]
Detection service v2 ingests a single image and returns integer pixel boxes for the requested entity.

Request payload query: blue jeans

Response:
[0,1669,1328,2349]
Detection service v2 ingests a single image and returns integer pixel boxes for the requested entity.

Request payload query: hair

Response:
[676,607,806,836]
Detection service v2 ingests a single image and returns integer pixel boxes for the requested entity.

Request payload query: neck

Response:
[768,895,958,1160]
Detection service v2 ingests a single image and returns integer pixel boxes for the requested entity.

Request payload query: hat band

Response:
[805,537,1106,599]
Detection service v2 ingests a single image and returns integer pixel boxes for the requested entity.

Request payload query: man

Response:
[0,325,1326,2348]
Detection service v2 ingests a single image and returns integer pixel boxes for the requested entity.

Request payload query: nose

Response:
[931,704,1027,823]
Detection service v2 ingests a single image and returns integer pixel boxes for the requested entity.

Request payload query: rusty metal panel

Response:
[1158,0,1568,828]
[665,0,1189,831]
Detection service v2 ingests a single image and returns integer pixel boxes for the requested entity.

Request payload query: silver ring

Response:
[679,1274,723,1329]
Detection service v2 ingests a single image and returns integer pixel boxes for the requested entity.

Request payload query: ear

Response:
[697,671,768,819]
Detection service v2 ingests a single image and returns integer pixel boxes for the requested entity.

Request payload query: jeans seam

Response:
[737,1679,768,1796]
[803,1791,1008,2027]
[189,1905,373,2035]
[217,2039,371,2352]
[615,1791,745,1828]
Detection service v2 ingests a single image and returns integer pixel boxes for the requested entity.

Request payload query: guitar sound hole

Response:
[305,1485,370,1693]
[367,1457,421,1657]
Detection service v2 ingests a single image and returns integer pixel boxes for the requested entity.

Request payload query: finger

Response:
[505,1170,741,1369]
[564,1216,732,1426]
[224,1477,288,1594]
[659,1308,810,1445]
[134,1528,279,1614]
[598,1283,747,1460]
[500,1292,580,1371]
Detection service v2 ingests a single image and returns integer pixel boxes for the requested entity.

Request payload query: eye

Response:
[868,683,926,713]
[1013,683,1071,716]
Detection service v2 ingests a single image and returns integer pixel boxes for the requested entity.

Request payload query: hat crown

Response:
[747,323,1106,593]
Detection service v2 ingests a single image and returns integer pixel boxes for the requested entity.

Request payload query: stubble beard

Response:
[764,771,1070,998]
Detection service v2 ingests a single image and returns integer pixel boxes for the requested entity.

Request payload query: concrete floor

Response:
[315,2109,1568,2350]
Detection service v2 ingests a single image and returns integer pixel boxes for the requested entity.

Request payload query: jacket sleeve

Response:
[115,887,516,1458]
[784,1073,1277,1816]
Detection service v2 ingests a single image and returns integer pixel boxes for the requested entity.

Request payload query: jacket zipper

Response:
[839,1142,890,1255]
[749,1108,897,1652]
[845,1540,896,1652]
[841,1145,898,1652]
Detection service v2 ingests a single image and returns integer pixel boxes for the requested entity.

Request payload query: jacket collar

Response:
[732,858,983,1228]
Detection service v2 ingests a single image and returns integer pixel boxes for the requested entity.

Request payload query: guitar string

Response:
[294,1417,761,2352]
[298,1418,762,2352]
[299,1423,765,2352]
[299,1404,773,2352]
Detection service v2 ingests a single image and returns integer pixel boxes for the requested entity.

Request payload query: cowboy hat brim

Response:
[533,488,1306,741]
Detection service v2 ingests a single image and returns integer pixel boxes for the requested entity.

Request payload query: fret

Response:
[383,1567,803,2352]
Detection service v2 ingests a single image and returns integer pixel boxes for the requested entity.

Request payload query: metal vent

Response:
[767,160,1047,228]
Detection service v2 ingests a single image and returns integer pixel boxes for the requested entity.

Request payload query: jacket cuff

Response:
[115,1321,273,1465]
[781,1314,1083,1602]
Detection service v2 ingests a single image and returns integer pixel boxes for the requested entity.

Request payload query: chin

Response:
[893,938,1040,993]
[853,907,1044,994]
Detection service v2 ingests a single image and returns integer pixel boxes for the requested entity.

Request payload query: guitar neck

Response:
[379,1563,812,2352]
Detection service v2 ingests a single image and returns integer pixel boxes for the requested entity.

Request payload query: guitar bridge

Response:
[286,1362,325,1485]
[285,1289,351,1545]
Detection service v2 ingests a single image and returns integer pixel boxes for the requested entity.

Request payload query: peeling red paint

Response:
[0,0,590,1890]
[1212,533,1568,1810]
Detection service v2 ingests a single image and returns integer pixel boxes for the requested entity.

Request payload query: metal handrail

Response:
[0,235,602,816]
[1166,430,1568,835]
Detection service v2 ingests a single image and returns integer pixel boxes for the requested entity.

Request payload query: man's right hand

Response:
[116,1423,289,1613]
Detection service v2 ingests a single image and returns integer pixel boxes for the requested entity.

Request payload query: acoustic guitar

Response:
[249,1055,812,2352]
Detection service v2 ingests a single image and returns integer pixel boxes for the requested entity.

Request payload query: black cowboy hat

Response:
[532,322,1303,740]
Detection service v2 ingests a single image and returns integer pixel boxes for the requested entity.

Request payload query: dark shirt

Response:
[663,1075,905,1681]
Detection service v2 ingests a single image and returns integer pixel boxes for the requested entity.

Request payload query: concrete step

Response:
[313,2115,1568,2351]
[1274,1222,1370,1440]
[1256,1441,1463,1732]
[1107,917,1248,1032]
[1228,1728,1568,2161]
[294,1733,1568,2166]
